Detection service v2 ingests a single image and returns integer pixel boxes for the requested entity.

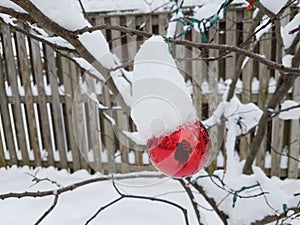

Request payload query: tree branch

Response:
[86,177,190,225]
[179,179,203,225]
[34,193,59,225]
[187,178,228,225]
[0,6,35,23]
[0,174,164,200]
[252,205,300,225]
[74,24,300,76]
[10,0,130,113]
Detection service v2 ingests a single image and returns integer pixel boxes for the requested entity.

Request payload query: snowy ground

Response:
[0,166,299,225]
[0,166,221,225]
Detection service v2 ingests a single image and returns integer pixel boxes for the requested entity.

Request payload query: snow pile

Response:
[189,0,247,33]
[281,13,300,49]
[130,36,198,140]
[203,94,263,136]
[0,166,221,225]
[167,11,184,38]
[0,165,299,225]
[192,162,300,224]
[31,0,89,30]
[278,100,300,120]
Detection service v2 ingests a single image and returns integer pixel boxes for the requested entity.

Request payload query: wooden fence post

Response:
[256,32,272,170]
[191,29,203,119]
[101,85,116,173]
[59,54,82,171]
[225,10,237,79]
[30,38,55,166]
[239,9,253,160]
[44,45,68,168]
[2,24,29,165]
[0,52,14,166]
[288,76,300,178]
[86,76,103,172]
[73,79,90,170]
[126,15,138,70]
[15,31,41,166]
[116,110,130,173]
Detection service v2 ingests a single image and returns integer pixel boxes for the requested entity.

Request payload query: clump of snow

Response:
[0,0,26,13]
[78,31,115,69]
[282,54,293,68]
[31,0,89,31]
[251,77,260,94]
[255,16,272,40]
[130,35,198,140]
[122,131,147,146]
[268,77,277,93]
[0,13,16,25]
[73,57,105,81]
[167,11,184,38]
[282,13,300,49]
[191,0,247,33]
[192,162,299,224]
[279,100,300,120]
[225,95,263,135]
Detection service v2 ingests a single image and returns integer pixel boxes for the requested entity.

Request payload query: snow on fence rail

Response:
[0,7,299,177]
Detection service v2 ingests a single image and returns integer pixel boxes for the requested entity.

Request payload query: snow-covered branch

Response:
[74,24,300,75]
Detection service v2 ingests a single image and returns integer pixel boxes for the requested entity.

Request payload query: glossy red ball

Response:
[147,121,210,178]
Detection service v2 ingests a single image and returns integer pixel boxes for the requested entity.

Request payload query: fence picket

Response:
[73,82,90,170]
[126,15,137,70]
[59,54,81,170]
[2,24,29,165]
[0,51,14,166]
[288,77,300,178]
[191,29,203,119]
[256,32,272,170]
[30,38,54,166]
[116,110,130,173]
[86,76,103,172]
[44,45,68,168]
[225,10,237,79]
[101,85,116,173]
[15,31,41,166]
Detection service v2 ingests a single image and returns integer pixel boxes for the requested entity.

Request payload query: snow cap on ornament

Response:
[131,35,210,178]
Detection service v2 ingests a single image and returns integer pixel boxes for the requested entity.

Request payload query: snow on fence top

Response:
[80,0,247,14]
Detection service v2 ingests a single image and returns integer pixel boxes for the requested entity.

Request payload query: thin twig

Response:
[34,193,59,225]
[179,179,202,225]
[0,174,164,200]
[85,196,123,225]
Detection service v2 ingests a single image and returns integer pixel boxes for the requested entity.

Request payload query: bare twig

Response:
[179,179,202,225]
[85,196,123,225]
[0,174,164,200]
[187,177,228,225]
[86,177,190,225]
[34,193,59,225]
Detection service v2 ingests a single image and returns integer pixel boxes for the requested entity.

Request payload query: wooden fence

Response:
[0,7,299,177]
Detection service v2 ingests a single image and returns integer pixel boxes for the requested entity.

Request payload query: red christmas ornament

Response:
[147,121,210,178]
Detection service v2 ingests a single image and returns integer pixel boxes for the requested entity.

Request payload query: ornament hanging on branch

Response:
[130,36,210,178]
[147,121,209,178]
